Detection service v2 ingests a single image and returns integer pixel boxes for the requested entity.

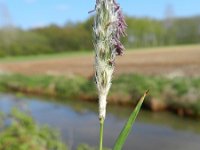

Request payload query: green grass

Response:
[0,109,111,150]
[0,44,199,63]
[0,109,67,150]
[0,50,92,63]
[0,73,200,117]
[129,43,200,51]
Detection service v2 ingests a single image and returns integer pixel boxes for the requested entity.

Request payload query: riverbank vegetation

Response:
[0,16,200,57]
[0,109,110,150]
[0,109,67,150]
[0,74,199,117]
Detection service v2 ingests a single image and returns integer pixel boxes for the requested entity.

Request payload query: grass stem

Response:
[99,118,104,150]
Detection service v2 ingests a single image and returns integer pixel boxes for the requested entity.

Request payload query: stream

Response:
[0,93,200,150]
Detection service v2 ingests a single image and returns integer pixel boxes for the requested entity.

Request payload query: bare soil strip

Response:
[0,45,200,77]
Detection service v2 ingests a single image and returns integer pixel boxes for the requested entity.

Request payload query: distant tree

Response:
[0,15,200,57]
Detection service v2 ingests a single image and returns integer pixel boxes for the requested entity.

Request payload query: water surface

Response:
[0,93,200,150]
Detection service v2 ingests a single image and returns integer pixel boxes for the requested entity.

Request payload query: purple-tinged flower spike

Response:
[93,0,127,120]
[113,0,127,56]
[113,38,125,56]
[113,0,127,37]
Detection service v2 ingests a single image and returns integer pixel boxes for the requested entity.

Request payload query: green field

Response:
[0,50,92,63]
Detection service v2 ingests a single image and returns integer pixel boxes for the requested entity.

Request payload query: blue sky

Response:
[0,0,200,29]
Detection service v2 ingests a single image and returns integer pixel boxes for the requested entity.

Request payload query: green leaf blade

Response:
[113,90,149,150]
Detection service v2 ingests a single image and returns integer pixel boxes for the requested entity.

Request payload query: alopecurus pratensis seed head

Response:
[92,0,127,119]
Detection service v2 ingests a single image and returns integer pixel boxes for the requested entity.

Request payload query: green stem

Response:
[99,118,104,150]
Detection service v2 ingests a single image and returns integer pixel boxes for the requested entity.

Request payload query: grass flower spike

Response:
[92,1,127,149]
[92,1,147,150]
[93,0,127,121]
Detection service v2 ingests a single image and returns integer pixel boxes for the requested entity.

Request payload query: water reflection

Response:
[0,93,200,150]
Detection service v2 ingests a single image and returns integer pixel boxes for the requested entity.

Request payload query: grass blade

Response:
[113,90,149,150]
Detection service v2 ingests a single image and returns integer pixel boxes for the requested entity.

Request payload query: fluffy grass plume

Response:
[93,0,127,120]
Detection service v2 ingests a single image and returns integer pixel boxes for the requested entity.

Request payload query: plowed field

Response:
[0,45,200,77]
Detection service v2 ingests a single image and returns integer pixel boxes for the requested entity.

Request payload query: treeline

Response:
[0,18,93,57]
[0,16,200,57]
[124,16,200,48]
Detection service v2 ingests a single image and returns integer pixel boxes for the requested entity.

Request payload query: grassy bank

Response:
[0,109,67,150]
[0,74,200,117]
[0,50,92,63]
[0,109,110,150]
[1,44,199,63]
